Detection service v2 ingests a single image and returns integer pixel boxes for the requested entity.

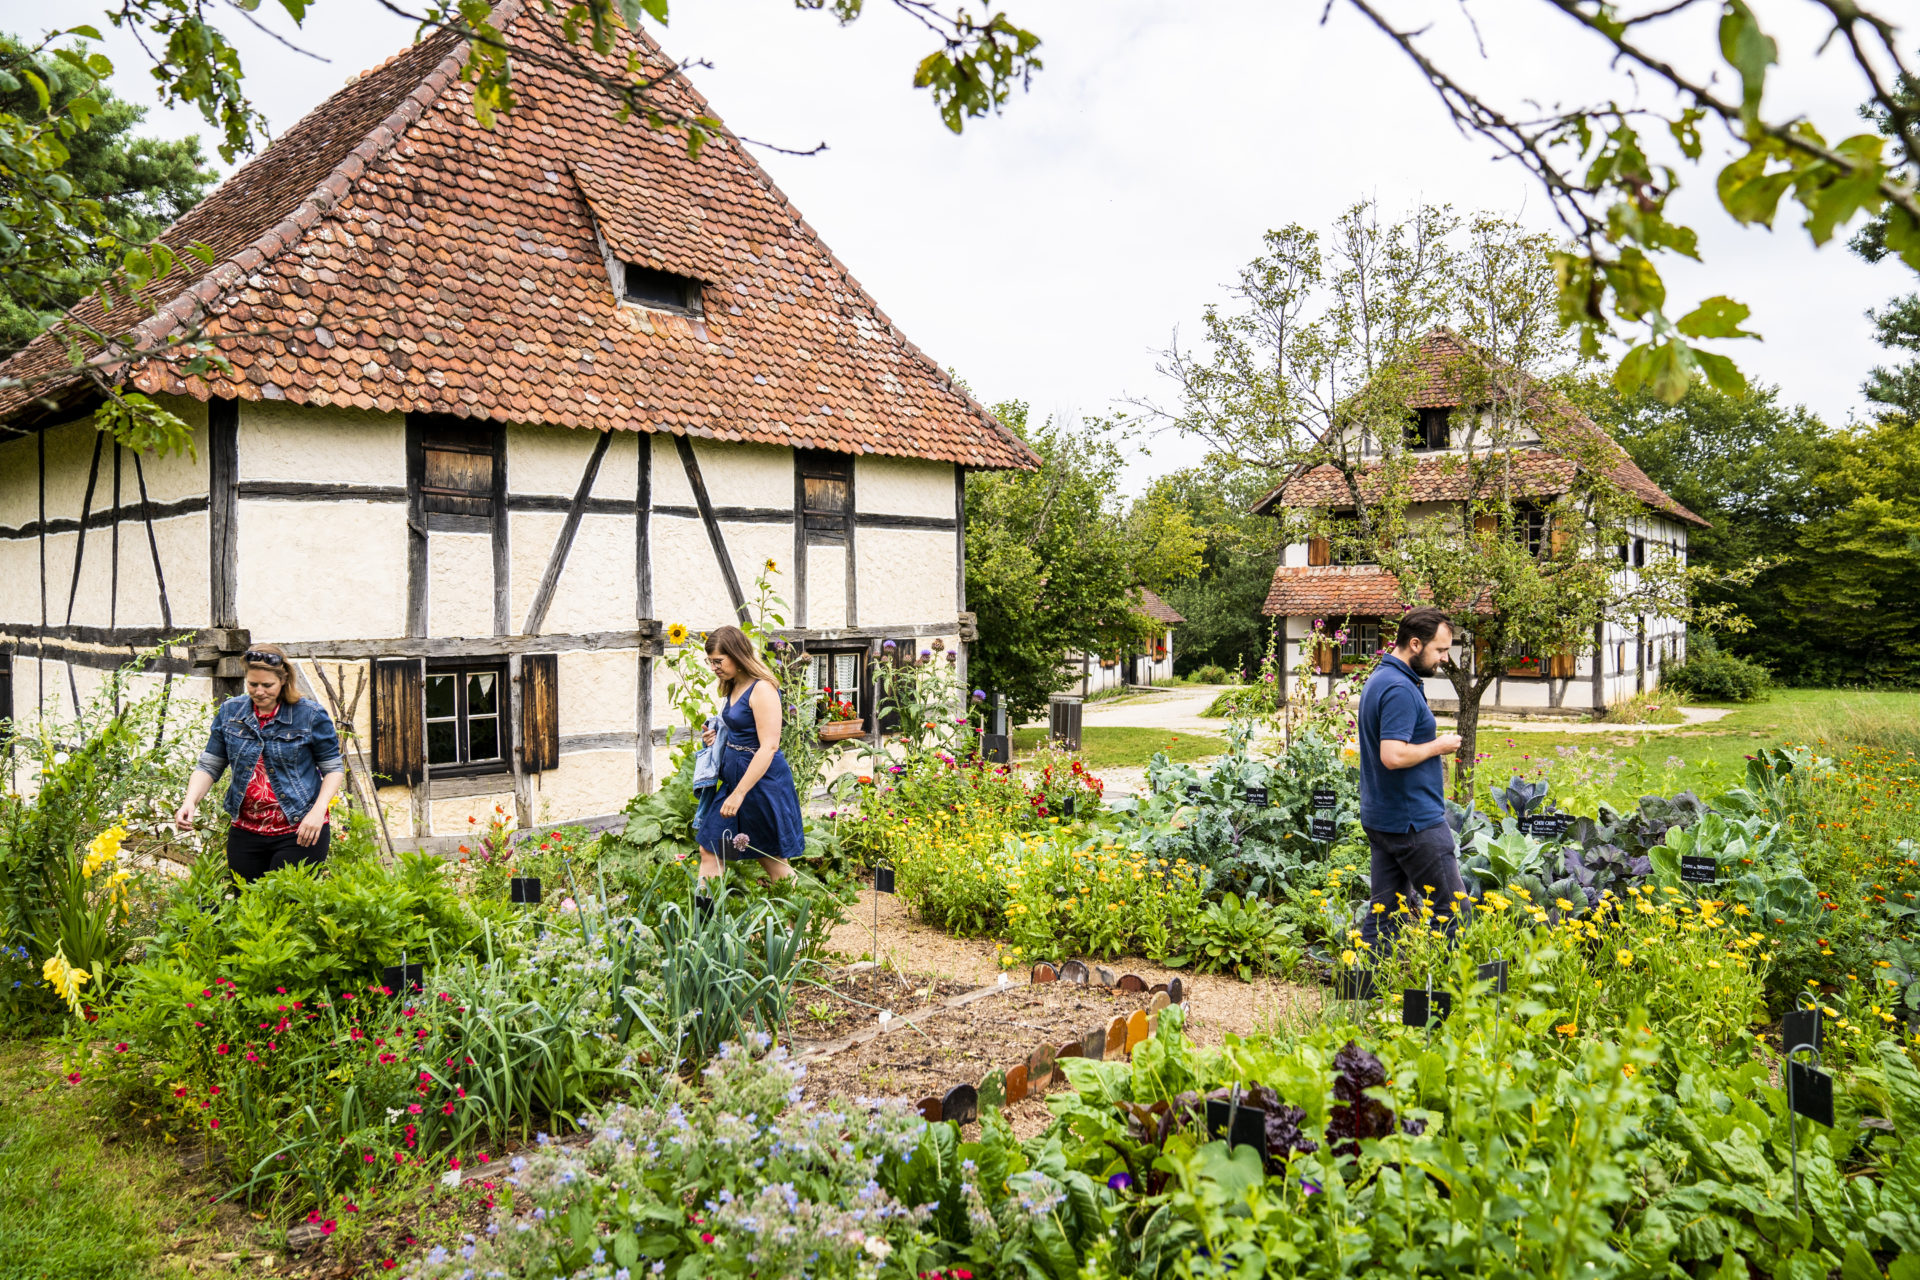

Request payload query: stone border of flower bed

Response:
[912,964,1188,1125]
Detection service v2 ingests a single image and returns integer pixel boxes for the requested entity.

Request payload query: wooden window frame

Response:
[621,263,701,316]
[797,449,854,541]
[422,659,513,778]
[0,648,11,727]
[1334,619,1380,675]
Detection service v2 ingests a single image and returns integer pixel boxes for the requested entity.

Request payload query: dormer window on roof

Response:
[622,263,701,316]
[1406,407,1451,451]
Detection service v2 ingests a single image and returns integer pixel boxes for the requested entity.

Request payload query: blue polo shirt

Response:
[1357,653,1446,832]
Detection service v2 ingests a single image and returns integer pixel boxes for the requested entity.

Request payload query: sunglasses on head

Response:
[244,650,285,668]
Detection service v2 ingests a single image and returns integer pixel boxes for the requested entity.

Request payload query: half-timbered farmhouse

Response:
[1256,331,1705,716]
[0,8,1034,843]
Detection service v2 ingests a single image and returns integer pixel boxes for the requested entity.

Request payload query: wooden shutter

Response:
[370,658,425,785]
[1474,514,1498,536]
[1473,635,1492,674]
[1549,649,1576,679]
[1314,637,1335,674]
[1307,537,1331,567]
[520,653,560,772]
[1550,523,1571,556]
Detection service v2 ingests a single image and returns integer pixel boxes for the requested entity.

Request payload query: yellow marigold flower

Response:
[1555,898,1574,911]
[1616,950,1633,967]
[1555,1022,1577,1037]
[1340,950,1356,966]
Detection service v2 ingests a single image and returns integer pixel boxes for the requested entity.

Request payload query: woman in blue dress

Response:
[696,625,804,884]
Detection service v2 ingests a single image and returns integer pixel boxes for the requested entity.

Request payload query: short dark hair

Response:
[1395,609,1453,648]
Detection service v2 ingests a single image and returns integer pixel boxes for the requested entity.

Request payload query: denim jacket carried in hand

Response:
[196,696,345,823]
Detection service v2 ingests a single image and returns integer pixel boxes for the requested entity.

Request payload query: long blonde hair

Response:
[704,625,779,699]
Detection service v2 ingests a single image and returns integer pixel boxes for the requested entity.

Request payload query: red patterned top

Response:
[232,705,304,836]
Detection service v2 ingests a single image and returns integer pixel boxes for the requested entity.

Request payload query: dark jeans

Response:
[227,824,329,883]
[1359,822,1465,951]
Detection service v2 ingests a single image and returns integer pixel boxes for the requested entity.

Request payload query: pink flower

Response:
[407,1103,422,1115]
[320,1220,337,1236]
[113,1043,129,1053]
[700,1233,715,1245]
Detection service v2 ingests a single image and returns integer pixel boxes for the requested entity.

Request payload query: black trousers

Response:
[227,824,330,883]
[1359,822,1465,950]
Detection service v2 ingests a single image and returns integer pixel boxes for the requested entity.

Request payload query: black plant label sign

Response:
[1517,815,1535,837]
[1062,794,1076,818]
[1787,1060,1834,1127]
[1402,988,1452,1028]
[1310,815,1337,841]
[1311,788,1337,811]
[1334,969,1376,1001]
[1679,855,1718,884]
[381,963,424,992]
[1783,1008,1823,1054]
[982,734,1012,764]
[1477,959,1509,994]
[1187,783,1205,799]
[509,877,542,904]
[1244,786,1269,808]
[1206,1097,1268,1153]
[874,865,896,894]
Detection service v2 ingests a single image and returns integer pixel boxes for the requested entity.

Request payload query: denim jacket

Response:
[196,696,345,823]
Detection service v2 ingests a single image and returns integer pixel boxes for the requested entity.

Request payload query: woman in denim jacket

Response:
[173,644,347,882]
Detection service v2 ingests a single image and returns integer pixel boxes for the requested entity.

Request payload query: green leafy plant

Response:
[1166,892,1298,981]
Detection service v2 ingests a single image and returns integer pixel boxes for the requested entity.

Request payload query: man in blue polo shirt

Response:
[1357,608,1464,949]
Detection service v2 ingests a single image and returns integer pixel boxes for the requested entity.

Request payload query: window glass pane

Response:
[427,720,458,765]
[809,656,827,691]
[835,653,858,694]
[468,715,499,762]
[467,671,496,715]
[425,674,456,719]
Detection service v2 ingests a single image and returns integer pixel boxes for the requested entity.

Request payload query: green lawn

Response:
[1460,687,1920,801]
[0,1041,236,1279]
[1013,725,1226,770]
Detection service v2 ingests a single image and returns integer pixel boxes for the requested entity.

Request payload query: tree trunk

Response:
[1448,667,1491,804]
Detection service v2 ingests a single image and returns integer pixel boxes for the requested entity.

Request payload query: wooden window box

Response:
[819,719,866,742]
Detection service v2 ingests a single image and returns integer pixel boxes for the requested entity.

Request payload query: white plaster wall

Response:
[528,752,635,824]
[509,510,563,629]
[649,434,695,507]
[645,516,736,630]
[238,501,407,641]
[130,398,212,504]
[718,522,792,605]
[693,440,790,507]
[806,542,847,629]
[538,513,636,635]
[508,422,601,497]
[557,649,638,735]
[428,532,496,637]
[594,432,640,504]
[432,793,519,836]
[141,515,212,628]
[856,528,956,625]
[238,402,403,485]
[857,455,954,518]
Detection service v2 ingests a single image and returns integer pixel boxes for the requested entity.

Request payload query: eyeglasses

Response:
[244,650,285,668]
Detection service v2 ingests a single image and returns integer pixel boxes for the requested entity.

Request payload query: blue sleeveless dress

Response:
[697,680,806,862]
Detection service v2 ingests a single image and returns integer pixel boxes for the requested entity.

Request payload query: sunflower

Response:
[764,558,779,575]
[665,622,690,646]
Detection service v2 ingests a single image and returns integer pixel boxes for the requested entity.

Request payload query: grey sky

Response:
[10,0,1905,491]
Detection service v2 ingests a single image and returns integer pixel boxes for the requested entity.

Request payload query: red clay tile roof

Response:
[0,6,1036,471]
[1135,587,1185,626]
[1249,330,1705,527]
[1262,567,1412,618]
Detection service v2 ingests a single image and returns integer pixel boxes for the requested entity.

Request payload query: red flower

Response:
[209,1085,221,1095]
[214,1044,230,1055]
[408,1103,422,1115]
[173,1086,187,1097]
[700,1233,715,1245]
[442,1102,455,1115]
[65,1072,81,1084]
[320,1220,337,1236]
[209,1118,220,1129]
[382,1260,396,1270]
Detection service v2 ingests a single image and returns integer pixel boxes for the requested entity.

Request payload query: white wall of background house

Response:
[1272,508,1692,716]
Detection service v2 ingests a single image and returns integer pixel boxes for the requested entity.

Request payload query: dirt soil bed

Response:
[783,966,979,1042]
[796,980,1147,1139]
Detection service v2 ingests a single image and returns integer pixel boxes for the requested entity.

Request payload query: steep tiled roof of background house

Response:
[0,5,1037,471]
[1249,330,1706,527]
[1262,567,1411,618]
[1135,587,1185,626]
